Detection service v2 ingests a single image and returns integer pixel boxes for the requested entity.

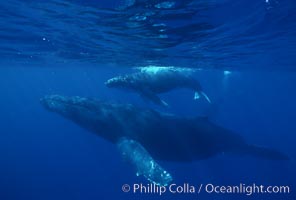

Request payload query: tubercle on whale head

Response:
[105,77,122,88]
[40,95,89,115]
[40,95,67,112]
[105,76,133,88]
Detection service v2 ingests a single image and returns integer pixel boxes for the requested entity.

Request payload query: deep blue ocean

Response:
[0,0,295,199]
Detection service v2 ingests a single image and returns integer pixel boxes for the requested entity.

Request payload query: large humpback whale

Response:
[41,95,288,186]
[105,66,211,107]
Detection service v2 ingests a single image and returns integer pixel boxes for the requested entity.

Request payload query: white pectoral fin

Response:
[201,91,212,103]
[117,137,173,186]
[160,100,169,107]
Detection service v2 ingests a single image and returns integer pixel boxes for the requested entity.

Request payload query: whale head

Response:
[40,95,70,114]
[40,95,88,114]
[40,95,121,141]
[105,76,135,89]
[105,77,123,88]
[40,95,103,121]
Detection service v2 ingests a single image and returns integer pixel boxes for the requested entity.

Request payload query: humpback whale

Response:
[105,66,211,107]
[41,95,289,186]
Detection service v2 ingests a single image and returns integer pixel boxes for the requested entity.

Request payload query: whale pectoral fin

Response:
[140,89,169,107]
[160,100,169,107]
[117,138,173,186]
[201,91,212,104]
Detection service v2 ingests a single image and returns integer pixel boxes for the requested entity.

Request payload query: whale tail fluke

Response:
[194,91,200,100]
[246,145,290,160]
[194,91,212,104]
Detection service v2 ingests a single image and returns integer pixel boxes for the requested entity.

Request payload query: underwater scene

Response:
[0,0,295,199]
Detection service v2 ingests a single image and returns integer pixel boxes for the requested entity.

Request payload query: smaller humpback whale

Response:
[105,66,211,107]
[41,95,289,186]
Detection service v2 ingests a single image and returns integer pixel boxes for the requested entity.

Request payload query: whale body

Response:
[41,95,289,185]
[105,66,211,107]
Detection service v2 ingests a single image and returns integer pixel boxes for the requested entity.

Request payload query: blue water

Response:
[0,0,295,199]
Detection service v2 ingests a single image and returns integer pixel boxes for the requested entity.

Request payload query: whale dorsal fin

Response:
[117,137,173,186]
